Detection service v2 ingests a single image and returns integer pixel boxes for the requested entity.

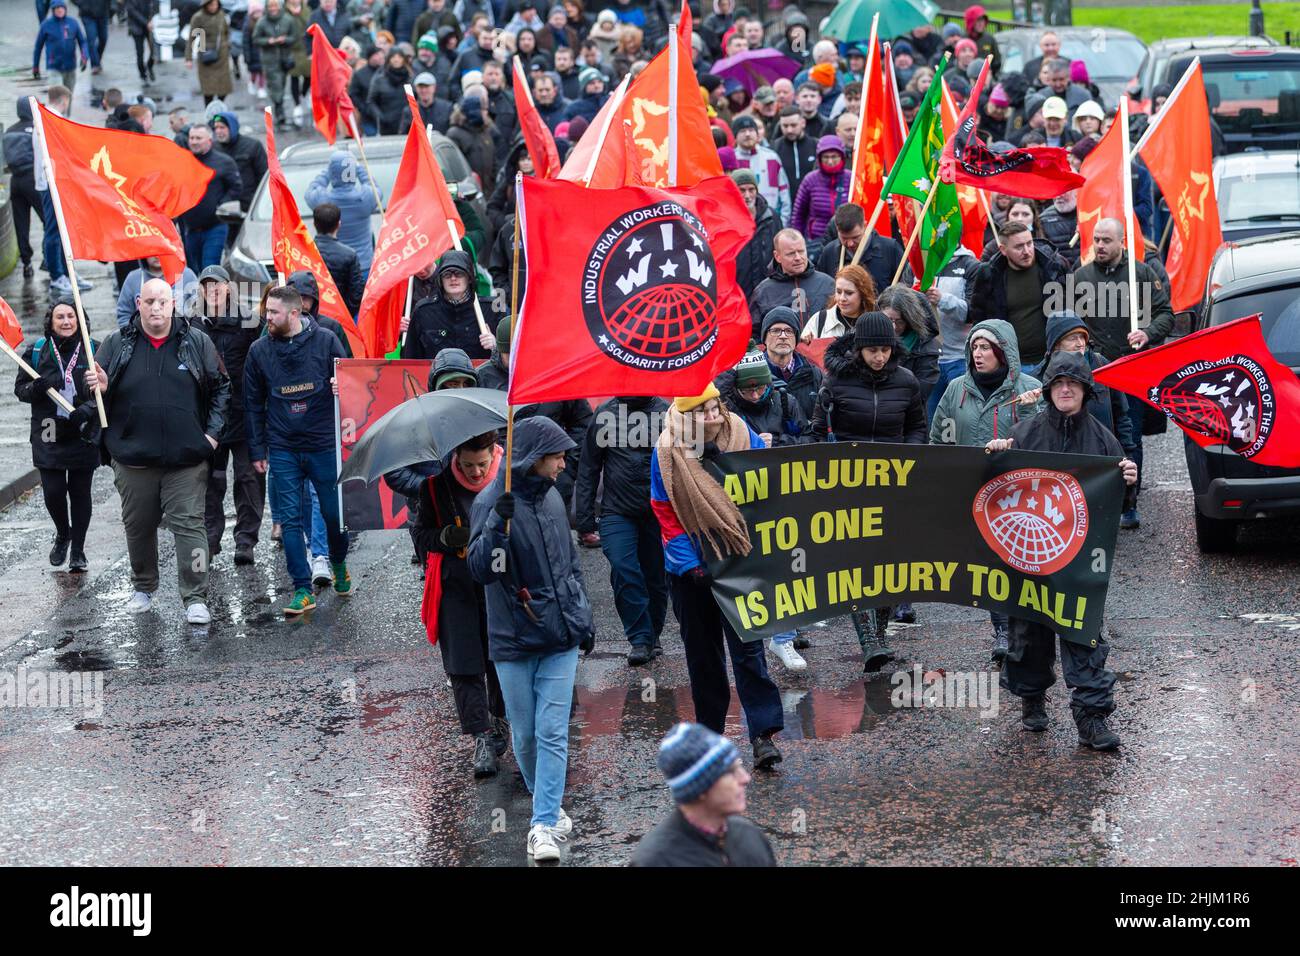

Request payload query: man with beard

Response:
[1039,189,1080,269]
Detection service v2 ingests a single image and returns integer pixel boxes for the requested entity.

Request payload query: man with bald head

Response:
[1070,217,1174,528]
[86,277,231,624]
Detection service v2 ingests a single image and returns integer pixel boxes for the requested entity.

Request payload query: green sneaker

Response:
[332,562,352,595]
[284,588,316,616]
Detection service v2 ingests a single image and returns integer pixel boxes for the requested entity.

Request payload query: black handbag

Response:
[280,52,296,72]
[200,48,219,65]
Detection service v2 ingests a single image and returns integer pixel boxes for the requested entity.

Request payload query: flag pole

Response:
[29,98,107,428]
[398,275,415,350]
[582,75,630,185]
[849,197,887,268]
[1119,96,1141,339]
[847,13,879,208]
[668,18,679,187]
[348,113,385,214]
[503,180,523,520]
[0,339,77,413]
[447,218,490,337]
[893,176,942,285]
[1130,56,1200,160]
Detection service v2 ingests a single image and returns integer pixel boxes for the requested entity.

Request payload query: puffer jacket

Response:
[2,99,36,176]
[1011,353,1125,459]
[718,378,813,447]
[748,259,836,338]
[929,318,1042,447]
[734,195,780,301]
[213,112,268,212]
[812,334,928,443]
[402,250,494,362]
[468,417,594,661]
[574,396,668,534]
[791,162,850,251]
[1042,312,1135,451]
[305,150,380,273]
[194,301,262,445]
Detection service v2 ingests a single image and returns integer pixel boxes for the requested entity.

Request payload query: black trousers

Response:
[131,32,155,79]
[448,670,505,736]
[1000,618,1116,722]
[205,441,266,549]
[39,467,94,551]
[10,172,43,265]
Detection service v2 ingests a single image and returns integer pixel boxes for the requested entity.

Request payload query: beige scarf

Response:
[657,407,753,562]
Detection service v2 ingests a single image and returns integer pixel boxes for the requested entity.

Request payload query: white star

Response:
[1223,371,1235,382]
[659,259,679,278]
[627,238,644,256]
[1028,496,1038,511]
[1051,485,1062,499]
[1219,395,1231,407]
[913,177,931,193]
[691,233,704,249]
[598,334,610,345]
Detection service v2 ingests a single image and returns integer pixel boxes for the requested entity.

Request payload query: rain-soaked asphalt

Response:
[1,423,1298,867]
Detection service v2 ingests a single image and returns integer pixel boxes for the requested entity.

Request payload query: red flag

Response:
[264,112,364,356]
[36,104,208,283]
[848,19,890,235]
[308,23,357,145]
[941,79,989,258]
[882,44,923,282]
[0,294,23,349]
[509,175,754,403]
[357,93,464,359]
[1136,60,1222,313]
[1094,315,1300,468]
[558,77,630,187]
[512,56,561,178]
[1076,115,1145,266]
[939,59,1084,201]
[677,0,692,41]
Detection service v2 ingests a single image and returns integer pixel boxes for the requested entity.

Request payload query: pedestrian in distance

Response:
[186,0,235,106]
[180,123,243,272]
[32,2,89,93]
[305,149,381,275]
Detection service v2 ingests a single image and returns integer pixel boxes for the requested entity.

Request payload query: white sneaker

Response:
[125,591,154,614]
[311,554,332,587]
[769,639,807,671]
[553,808,573,836]
[527,824,563,862]
[246,81,257,96]
[292,103,304,125]
[257,87,268,101]
[74,275,92,292]
[186,602,211,625]
[50,275,73,295]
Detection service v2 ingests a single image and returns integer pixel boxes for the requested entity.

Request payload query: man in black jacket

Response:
[731,169,780,302]
[84,278,231,625]
[400,72,454,134]
[307,0,352,50]
[312,203,365,318]
[211,112,267,213]
[349,46,385,135]
[631,722,776,867]
[193,266,266,565]
[986,351,1137,752]
[748,230,835,341]
[575,395,669,667]
[401,250,496,362]
[814,203,910,296]
[773,107,818,198]
[181,123,242,270]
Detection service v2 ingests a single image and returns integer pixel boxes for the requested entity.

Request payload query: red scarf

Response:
[450,443,503,493]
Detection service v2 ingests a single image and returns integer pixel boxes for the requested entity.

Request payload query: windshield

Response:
[249,145,472,220]
[1220,168,1300,222]
[1057,37,1147,79]
[1200,59,1300,133]
[1212,287,1300,367]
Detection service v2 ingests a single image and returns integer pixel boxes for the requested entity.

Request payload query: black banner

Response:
[706,443,1125,646]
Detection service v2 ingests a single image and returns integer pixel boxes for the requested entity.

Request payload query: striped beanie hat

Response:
[657,722,740,804]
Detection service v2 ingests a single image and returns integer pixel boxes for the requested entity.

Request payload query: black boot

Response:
[68,548,88,573]
[472,733,499,777]
[854,610,896,673]
[1021,695,1048,732]
[1077,714,1120,751]
[991,626,1010,665]
[627,643,653,667]
[490,716,510,757]
[234,544,255,566]
[651,638,664,658]
[49,532,70,567]
[752,734,782,770]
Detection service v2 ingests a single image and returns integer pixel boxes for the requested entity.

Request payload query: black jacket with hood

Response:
[1043,311,1134,451]
[212,112,268,212]
[193,297,263,444]
[735,194,780,301]
[1010,352,1126,459]
[813,333,928,444]
[717,376,813,447]
[403,250,495,362]
[575,396,668,534]
[315,233,365,318]
[2,98,35,177]
[285,270,354,357]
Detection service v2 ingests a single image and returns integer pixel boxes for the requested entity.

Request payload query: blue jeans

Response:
[1126,393,1145,500]
[267,448,348,590]
[82,16,109,66]
[184,224,228,272]
[929,358,966,419]
[40,190,65,281]
[598,512,667,648]
[305,480,328,557]
[494,646,579,828]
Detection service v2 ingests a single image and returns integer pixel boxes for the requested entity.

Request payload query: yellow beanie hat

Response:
[674,383,721,413]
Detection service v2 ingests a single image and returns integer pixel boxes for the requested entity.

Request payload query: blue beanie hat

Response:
[657,722,740,804]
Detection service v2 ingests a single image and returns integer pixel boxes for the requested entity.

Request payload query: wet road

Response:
[1,424,1298,867]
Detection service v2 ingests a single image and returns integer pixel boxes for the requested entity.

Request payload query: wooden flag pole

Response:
[582,75,630,186]
[0,339,77,413]
[398,274,415,350]
[1119,96,1141,338]
[892,177,942,285]
[667,18,679,187]
[348,113,385,214]
[848,196,887,267]
[29,97,106,428]
[447,218,490,337]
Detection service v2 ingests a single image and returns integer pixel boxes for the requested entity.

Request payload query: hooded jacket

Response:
[305,151,380,273]
[735,194,780,301]
[468,417,594,661]
[243,313,346,461]
[1042,311,1134,450]
[368,61,415,134]
[179,145,242,232]
[719,378,814,447]
[213,112,268,212]
[790,137,850,243]
[813,333,928,444]
[1039,203,1079,269]
[193,297,262,444]
[575,396,669,533]
[1010,352,1126,459]
[929,318,1043,447]
[33,9,89,73]
[748,258,836,339]
[448,98,498,193]
[2,99,36,177]
[403,250,495,362]
[284,270,354,357]
[1069,252,1175,363]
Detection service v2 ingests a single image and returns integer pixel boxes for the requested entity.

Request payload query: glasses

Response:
[767,328,795,339]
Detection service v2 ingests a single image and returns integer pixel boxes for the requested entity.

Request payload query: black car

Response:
[1164,47,1300,154]
[1185,232,1300,552]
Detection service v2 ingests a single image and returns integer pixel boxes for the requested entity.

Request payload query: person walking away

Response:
[412,431,510,778]
[192,265,265,565]
[400,250,496,361]
[180,123,242,271]
[630,722,776,867]
[125,0,158,83]
[14,297,100,572]
[985,351,1137,751]
[575,394,670,667]
[650,386,785,769]
[929,319,1042,663]
[306,149,381,275]
[244,285,352,615]
[3,98,44,280]
[33,3,89,92]
[467,417,595,862]
[76,0,110,74]
[312,203,365,318]
[187,0,234,106]
[84,278,231,624]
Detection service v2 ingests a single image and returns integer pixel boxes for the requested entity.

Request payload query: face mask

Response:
[819,154,844,174]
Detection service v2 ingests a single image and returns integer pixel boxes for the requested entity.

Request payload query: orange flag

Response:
[308,23,357,145]
[1077,117,1145,266]
[357,92,464,359]
[264,111,363,355]
[557,76,630,187]
[512,56,561,178]
[881,44,923,282]
[35,103,209,283]
[1136,60,1221,313]
[677,0,692,41]
[940,79,989,258]
[0,294,23,350]
[848,18,891,236]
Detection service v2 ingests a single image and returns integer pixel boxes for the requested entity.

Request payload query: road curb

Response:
[0,468,39,512]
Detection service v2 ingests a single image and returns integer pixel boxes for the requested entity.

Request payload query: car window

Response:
[1000,44,1024,76]
[1220,169,1300,222]
[1058,36,1146,79]
[250,157,401,220]
[1211,287,1300,367]
[1198,59,1300,130]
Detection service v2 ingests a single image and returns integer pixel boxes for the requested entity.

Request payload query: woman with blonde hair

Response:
[801,264,876,341]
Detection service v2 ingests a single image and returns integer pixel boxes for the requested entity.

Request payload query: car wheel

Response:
[1194,507,1238,553]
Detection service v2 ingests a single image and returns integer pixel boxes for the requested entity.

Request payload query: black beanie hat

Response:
[854,311,896,349]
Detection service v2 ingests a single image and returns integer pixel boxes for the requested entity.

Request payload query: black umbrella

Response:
[339,387,509,485]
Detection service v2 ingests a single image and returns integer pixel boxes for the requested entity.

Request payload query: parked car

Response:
[220,133,485,312]
[1213,150,1300,243]
[1131,35,1276,109]
[1185,232,1300,552]
[1163,47,1300,154]
[994,27,1147,106]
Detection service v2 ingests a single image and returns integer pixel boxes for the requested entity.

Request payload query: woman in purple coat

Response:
[791,135,850,243]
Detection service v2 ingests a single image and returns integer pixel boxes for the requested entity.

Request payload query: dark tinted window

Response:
[1211,285,1300,367]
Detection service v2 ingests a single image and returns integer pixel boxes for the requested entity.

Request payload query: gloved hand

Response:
[493,492,515,520]
[686,565,711,587]
[579,630,595,656]
[439,524,471,549]
[68,403,95,428]
[39,369,66,395]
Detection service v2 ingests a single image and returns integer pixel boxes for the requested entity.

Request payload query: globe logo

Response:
[581,202,719,370]
[1151,358,1272,458]
[972,469,1088,575]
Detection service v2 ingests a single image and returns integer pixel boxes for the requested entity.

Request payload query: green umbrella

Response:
[821,0,940,44]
